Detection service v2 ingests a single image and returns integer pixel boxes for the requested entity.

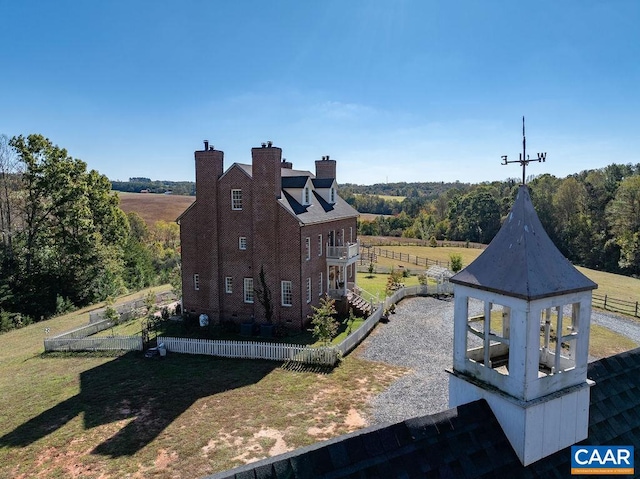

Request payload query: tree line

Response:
[0,134,181,331]
[111,179,195,195]
[355,166,640,277]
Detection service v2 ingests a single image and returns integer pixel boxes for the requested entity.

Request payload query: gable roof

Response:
[312,178,335,189]
[204,347,640,479]
[281,176,310,189]
[450,185,597,300]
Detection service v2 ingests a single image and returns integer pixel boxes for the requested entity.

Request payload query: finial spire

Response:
[501,116,547,185]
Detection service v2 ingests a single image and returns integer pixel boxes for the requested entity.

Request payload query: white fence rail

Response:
[44,336,143,352]
[158,337,339,366]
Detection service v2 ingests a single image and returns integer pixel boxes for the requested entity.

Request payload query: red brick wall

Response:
[218,166,254,323]
[180,143,359,332]
[181,147,223,320]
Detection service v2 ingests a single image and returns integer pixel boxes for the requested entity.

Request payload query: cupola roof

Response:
[450,185,597,300]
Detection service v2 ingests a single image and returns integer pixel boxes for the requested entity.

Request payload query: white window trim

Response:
[318,234,323,256]
[225,277,233,294]
[281,280,292,307]
[243,277,254,303]
[319,272,323,296]
[239,236,247,250]
[231,189,242,210]
[193,274,200,291]
[305,237,311,260]
[306,277,312,303]
[304,187,310,205]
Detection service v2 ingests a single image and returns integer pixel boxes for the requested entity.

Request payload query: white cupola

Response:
[448,185,597,466]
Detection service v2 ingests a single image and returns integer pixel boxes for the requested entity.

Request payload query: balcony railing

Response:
[326,241,359,260]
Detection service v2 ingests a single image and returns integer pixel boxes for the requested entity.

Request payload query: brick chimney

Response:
[251,142,283,322]
[195,140,224,203]
[251,142,282,200]
[315,155,336,179]
[182,140,224,322]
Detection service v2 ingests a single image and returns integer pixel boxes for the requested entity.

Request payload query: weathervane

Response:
[501,116,547,185]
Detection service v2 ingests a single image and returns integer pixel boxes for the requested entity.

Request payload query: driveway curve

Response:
[359,296,640,426]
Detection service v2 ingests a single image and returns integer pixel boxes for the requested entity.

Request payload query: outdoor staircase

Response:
[347,290,374,316]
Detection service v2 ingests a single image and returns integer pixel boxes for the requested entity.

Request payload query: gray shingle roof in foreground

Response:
[204,347,640,479]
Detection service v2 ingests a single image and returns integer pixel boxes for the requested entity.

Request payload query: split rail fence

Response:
[360,246,451,269]
[593,293,640,318]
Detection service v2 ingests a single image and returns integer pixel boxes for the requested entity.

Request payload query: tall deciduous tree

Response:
[8,134,128,318]
[606,175,640,273]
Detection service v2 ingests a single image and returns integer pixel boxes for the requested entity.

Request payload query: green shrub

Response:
[450,253,463,273]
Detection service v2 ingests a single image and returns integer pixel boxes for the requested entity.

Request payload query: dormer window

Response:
[330,187,335,203]
[304,187,310,205]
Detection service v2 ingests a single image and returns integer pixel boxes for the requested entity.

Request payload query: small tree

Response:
[367,262,375,278]
[429,235,438,247]
[104,296,119,335]
[385,268,404,296]
[145,290,157,321]
[309,294,338,346]
[168,264,182,301]
[450,253,463,273]
[254,265,274,323]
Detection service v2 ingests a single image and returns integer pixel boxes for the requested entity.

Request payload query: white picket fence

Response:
[44,336,143,352]
[158,337,339,366]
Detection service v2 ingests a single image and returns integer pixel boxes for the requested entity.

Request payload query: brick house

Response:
[178,141,360,331]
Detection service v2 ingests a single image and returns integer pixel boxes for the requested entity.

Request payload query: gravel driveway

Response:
[359,296,640,426]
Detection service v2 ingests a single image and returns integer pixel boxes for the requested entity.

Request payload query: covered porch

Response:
[326,240,360,299]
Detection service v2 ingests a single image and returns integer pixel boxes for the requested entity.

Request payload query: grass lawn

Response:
[1,265,637,477]
[0,291,405,479]
[364,243,640,306]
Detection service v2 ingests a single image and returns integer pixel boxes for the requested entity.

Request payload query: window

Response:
[231,189,242,210]
[330,187,335,203]
[465,301,510,376]
[281,281,292,306]
[243,278,254,303]
[318,234,323,256]
[305,237,311,260]
[225,277,233,294]
[304,187,310,205]
[193,274,200,291]
[350,227,353,243]
[319,272,323,296]
[306,277,312,303]
[239,236,247,250]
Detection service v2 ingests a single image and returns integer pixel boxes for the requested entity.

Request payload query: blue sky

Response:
[2,1,639,185]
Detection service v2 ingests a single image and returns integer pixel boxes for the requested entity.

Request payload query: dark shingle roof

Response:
[281,176,309,189]
[204,348,640,479]
[279,191,357,225]
[450,185,597,300]
[312,178,334,189]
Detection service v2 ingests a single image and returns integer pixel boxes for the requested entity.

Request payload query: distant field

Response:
[359,213,394,221]
[353,193,406,202]
[116,191,195,226]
